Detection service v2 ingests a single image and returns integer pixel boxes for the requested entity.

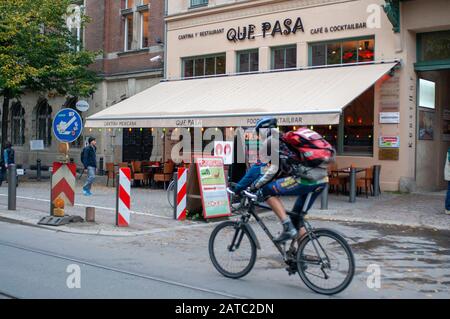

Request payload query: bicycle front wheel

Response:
[167,180,175,208]
[209,221,257,279]
[297,229,355,295]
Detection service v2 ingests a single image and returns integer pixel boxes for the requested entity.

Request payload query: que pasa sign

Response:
[227,17,304,42]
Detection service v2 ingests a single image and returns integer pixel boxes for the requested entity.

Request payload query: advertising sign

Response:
[30,140,45,151]
[379,112,400,124]
[195,156,231,219]
[379,136,400,148]
[214,141,234,165]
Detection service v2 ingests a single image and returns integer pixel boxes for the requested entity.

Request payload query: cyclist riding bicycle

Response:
[232,117,333,243]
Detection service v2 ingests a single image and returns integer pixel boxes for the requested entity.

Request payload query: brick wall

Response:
[84,0,165,76]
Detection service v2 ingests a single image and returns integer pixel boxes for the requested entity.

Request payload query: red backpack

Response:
[281,127,335,167]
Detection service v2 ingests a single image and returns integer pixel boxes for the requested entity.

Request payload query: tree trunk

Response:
[1,92,10,151]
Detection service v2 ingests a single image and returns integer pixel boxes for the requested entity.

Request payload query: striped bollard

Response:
[176,167,188,220]
[116,167,131,227]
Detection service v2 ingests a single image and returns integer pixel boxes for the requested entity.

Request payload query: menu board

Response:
[195,156,231,219]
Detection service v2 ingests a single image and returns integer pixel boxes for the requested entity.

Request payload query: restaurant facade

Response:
[87,0,450,192]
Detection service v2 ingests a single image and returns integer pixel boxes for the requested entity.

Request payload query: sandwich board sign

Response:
[186,156,231,220]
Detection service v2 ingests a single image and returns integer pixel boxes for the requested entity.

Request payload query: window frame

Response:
[271,45,297,70]
[308,35,375,66]
[140,10,149,49]
[190,0,208,9]
[36,101,52,147]
[11,102,25,147]
[236,49,259,73]
[182,53,226,78]
[124,14,134,52]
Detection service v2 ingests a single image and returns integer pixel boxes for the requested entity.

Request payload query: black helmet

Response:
[255,117,277,134]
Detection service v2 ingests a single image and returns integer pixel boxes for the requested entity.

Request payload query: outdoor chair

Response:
[356,167,374,198]
[328,163,348,195]
[131,161,150,187]
[153,161,175,190]
[105,162,116,187]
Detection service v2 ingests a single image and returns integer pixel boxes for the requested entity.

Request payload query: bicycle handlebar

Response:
[243,190,258,201]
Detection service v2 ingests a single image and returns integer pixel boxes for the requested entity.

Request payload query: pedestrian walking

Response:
[82,137,97,196]
[445,147,450,215]
[0,142,15,187]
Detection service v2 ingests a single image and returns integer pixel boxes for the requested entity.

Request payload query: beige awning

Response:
[85,61,399,128]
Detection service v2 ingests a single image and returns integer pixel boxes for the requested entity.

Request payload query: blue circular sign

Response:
[52,108,83,143]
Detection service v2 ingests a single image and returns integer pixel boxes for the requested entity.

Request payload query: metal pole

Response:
[320,183,329,210]
[8,164,17,211]
[37,159,41,182]
[349,167,356,203]
[373,165,381,196]
[173,171,178,220]
[99,157,104,176]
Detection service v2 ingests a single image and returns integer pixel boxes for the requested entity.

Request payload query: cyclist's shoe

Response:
[274,220,298,243]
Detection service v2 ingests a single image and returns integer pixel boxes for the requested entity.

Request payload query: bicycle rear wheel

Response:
[209,221,257,279]
[297,229,355,295]
[167,180,175,208]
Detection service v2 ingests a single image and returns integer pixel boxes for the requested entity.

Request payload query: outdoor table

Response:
[332,167,365,203]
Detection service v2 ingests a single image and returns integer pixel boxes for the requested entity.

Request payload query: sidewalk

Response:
[0,181,449,235]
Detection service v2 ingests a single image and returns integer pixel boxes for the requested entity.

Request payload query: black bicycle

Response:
[209,185,355,295]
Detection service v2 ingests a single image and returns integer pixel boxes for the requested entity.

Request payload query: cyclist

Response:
[233,117,330,243]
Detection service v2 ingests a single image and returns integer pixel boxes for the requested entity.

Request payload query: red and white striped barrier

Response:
[51,162,76,206]
[116,167,131,227]
[176,167,187,220]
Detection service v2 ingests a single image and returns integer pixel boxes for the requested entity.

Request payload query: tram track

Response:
[0,240,245,299]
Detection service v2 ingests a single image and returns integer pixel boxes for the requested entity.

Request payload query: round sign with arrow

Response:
[52,109,83,143]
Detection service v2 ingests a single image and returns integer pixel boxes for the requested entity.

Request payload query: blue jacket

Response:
[82,145,97,168]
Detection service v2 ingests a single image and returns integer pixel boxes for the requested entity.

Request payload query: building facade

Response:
[161,0,450,191]
[0,0,165,169]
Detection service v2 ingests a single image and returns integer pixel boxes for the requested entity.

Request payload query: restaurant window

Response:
[36,100,52,147]
[140,11,149,48]
[124,14,133,51]
[272,45,297,70]
[237,50,259,73]
[11,102,25,146]
[310,37,375,66]
[341,86,374,155]
[182,54,226,78]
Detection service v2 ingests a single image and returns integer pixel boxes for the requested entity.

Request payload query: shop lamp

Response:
[163,128,166,133]
[310,126,314,130]
[89,128,92,132]
[140,128,143,132]
[293,126,297,130]
[99,129,102,132]
[129,128,132,132]
[329,125,332,130]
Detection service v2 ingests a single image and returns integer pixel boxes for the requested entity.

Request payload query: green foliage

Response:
[0,0,100,98]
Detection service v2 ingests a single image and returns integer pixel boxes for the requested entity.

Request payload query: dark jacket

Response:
[82,145,97,168]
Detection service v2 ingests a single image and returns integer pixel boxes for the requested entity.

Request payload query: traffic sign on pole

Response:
[52,108,83,143]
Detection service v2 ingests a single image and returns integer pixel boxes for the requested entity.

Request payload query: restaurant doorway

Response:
[416,69,450,191]
[122,128,154,162]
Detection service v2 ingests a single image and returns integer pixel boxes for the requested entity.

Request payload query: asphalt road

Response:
[0,216,448,299]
